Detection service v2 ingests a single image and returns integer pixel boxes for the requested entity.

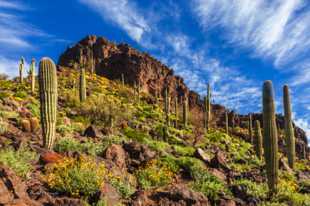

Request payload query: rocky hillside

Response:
[0,36,309,206]
[59,35,309,158]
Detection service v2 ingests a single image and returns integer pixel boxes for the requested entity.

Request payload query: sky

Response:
[0,0,310,141]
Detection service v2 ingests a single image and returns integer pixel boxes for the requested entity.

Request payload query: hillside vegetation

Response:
[0,59,309,206]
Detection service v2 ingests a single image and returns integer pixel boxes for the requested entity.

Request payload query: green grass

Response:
[0,147,38,178]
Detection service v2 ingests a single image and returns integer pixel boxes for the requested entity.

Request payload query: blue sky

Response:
[0,0,310,140]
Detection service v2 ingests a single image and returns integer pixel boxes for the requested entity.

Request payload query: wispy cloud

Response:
[0,1,47,50]
[79,0,150,42]
[0,56,29,77]
[192,0,310,67]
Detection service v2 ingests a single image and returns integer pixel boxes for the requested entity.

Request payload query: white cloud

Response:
[79,0,150,42]
[0,0,26,10]
[0,56,30,78]
[0,1,46,50]
[192,0,310,67]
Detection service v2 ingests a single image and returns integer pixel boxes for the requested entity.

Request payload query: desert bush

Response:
[232,179,267,200]
[54,137,105,156]
[44,155,106,197]
[0,118,8,135]
[136,159,176,189]
[0,147,38,178]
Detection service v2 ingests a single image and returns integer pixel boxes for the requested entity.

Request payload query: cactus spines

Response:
[19,57,25,84]
[225,111,229,134]
[204,83,211,131]
[39,58,58,150]
[183,95,188,128]
[262,80,278,194]
[283,85,295,169]
[29,58,36,94]
[174,95,178,128]
[79,68,86,102]
[248,114,253,143]
[254,120,263,159]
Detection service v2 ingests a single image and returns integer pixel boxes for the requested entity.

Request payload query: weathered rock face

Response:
[58,35,309,157]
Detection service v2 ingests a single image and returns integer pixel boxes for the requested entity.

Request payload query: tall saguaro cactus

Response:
[254,120,263,160]
[164,86,170,126]
[248,114,253,143]
[263,80,278,194]
[183,95,188,128]
[174,95,178,128]
[225,111,229,134]
[29,58,36,94]
[204,83,211,131]
[19,57,25,84]
[39,58,58,150]
[79,68,86,102]
[283,85,295,169]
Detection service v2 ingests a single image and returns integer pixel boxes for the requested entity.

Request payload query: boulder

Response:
[40,151,63,164]
[130,184,209,206]
[123,142,156,171]
[105,144,126,169]
[0,166,40,205]
[195,148,211,164]
[210,151,228,170]
[83,125,102,138]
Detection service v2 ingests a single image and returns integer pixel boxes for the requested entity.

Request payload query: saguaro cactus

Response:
[19,57,25,84]
[164,86,170,126]
[174,95,178,128]
[79,68,86,102]
[29,58,36,94]
[248,114,253,143]
[39,58,58,150]
[262,80,278,194]
[225,111,229,134]
[183,95,188,128]
[121,73,125,86]
[254,120,263,159]
[204,83,211,131]
[283,85,295,169]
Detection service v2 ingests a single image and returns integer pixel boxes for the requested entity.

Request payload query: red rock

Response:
[40,151,63,164]
[100,183,121,206]
[0,166,40,206]
[105,144,126,169]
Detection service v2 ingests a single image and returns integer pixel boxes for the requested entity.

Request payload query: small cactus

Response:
[254,120,263,159]
[248,114,253,143]
[19,57,25,84]
[39,57,58,150]
[29,58,36,94]
[204,83,211,131]
[79,68,86,102]
[183,95,188,128]
[262,80,278,194]
[225,111,229,134]
[283,85,295,169]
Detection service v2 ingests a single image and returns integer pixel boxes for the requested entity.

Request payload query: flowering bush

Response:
[44,155,106,197]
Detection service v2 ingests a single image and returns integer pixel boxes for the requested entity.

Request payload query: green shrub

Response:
[191,167,228,201]
[136,159,175,189]
[232,179,267,199]
[54,137,105,156]
[0,147,38,178]
[173,145,195,156]
[44,155,106,197]
[110,177,136,198]
[14,90,28,99]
